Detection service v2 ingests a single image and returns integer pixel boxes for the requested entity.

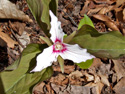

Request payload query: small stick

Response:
[58,7,78,27]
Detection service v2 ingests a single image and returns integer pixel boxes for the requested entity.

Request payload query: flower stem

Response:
[57,55,64,73]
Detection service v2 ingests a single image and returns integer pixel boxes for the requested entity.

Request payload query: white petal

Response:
[30,46,57,72]
[60,44,95,63]
[49,10,65,42]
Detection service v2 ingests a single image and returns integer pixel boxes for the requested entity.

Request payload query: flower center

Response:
[53,39,67,53]
[55,42,63,50]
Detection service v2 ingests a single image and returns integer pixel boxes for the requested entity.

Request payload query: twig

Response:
[58,7,78,27]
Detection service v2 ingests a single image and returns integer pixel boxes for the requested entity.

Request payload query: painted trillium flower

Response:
[31,10,95,72]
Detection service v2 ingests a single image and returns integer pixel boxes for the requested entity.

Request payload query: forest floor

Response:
[0,0,125,94]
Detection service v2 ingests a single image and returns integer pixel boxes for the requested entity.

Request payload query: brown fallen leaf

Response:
[89,63,110,86]
[113,77,125,94]
[58,13,70,27]
[70,85,91,94]
[0,0,32,22]
[94,74,101,83]
[113,60,125,81]
[83,71,94,82]
[45,83,55,94]
[68,70,84,85]
[0,37,7,47]
[93,14,119,31]
[115,0,125,7]
[99,74,110,86]
[122,8,125,34]
[93,0,116,5]
[88,69,101,84]
[87,1,115,16]
[122,28,125,35]
[88,1,96,9]
[112,73,117,84]
[16,31,30,51]
[69,70,83,78]
[73,5,81,17]
[114,5,125,35]
[9,21,26,36]
[85,82,104,94]
[61,78,69,85]
[51,83,68,94]
[50,73,66,85]
[0,28,17,48]
[51,83,91,94]
[80,0,91,16]
[87,7,103,16]
[98,6,114,14]
[53,65,75,74]
[123,9,125,21]
[90,58,103,68]
[115,7,123,24]
[65,3,74,13]
[32,82,45,94]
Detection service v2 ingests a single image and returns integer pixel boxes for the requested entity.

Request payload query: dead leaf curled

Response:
[0,0,32,22]
[0,28,17,48]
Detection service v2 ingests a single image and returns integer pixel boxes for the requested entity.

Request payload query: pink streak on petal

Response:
[55,38,62,43]
[61,47,67,53]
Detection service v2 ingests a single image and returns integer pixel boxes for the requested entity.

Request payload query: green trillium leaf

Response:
[26,0,58,35]
[0,44,53,94]
[76,59,94,69]
[5,58,20,71]
[71,25,125,58]
[78,14,94,30]
[49,0,58,15]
